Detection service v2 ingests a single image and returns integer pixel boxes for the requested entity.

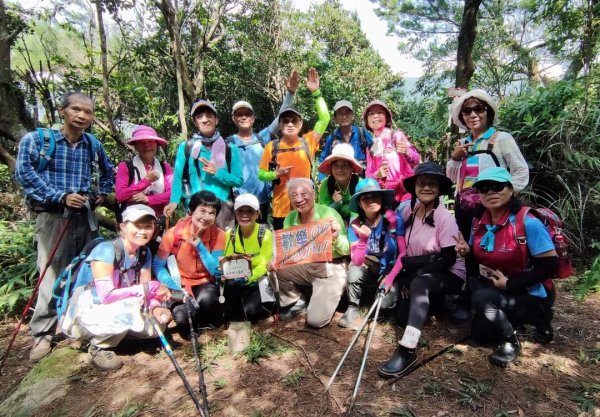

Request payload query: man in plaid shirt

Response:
[15,92,114,362]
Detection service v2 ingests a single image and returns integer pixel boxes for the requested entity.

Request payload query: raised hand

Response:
[145,168,160,182]
[199,157,217,175]
[286,69,300,94]
[306,67,320,93]
[332,190,342,203]
[164,202,177,218]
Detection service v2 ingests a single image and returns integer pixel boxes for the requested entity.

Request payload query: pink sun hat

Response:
[127,125,168,146]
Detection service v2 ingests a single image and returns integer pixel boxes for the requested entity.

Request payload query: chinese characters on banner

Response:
[274,219,333,269]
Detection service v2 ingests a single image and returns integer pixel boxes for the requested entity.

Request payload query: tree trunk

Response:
[0,0,34,169]
[95,0,117,136]
[455,0,483,89]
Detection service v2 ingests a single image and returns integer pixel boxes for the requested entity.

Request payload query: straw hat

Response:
[318,143,363,176]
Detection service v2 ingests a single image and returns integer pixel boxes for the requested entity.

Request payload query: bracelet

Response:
[311,89,322,98]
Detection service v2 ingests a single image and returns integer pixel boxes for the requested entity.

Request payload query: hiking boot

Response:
[89,346,123,371]
[532,322,553,344]
[338,305,360,328]
[279,299,307,322]
[378,345,417,379]
[29,337,52,362]
[488,332,521,367]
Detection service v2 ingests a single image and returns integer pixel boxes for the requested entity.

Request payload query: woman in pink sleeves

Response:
[116,125,173,252]
[363,100,420,204]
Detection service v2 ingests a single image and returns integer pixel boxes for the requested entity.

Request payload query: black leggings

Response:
[397,271,465,328]
[222,280,273,322]
[171,282,221,333]
[470,277,555,344]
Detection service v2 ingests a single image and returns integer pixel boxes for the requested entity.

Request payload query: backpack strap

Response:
[257,224,267,247]
[358,127,366,156]
[36,128,56,172]
[466,131,501,167]
[515,207,531,272]
[326,175,336,196]
[125,159,142,186]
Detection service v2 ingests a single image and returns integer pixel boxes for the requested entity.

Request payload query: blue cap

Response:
[348,178,395,213]
[473,167,513,187]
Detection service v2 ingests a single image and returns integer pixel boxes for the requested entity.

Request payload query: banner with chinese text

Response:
[274,219,333,269]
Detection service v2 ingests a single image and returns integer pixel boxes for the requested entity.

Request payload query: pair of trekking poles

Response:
[327,289,470,408]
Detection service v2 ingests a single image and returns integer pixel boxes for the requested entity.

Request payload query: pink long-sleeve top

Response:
[366,128,420,197]
[115,159,173,216]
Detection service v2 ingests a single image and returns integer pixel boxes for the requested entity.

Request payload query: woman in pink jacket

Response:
[116,125,173,218]
[363,100,420,204]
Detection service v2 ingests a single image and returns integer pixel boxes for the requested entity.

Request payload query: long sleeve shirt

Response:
[15,129,114,203]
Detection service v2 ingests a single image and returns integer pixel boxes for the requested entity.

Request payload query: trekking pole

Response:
[350,292,384,406]
[326,294,383,390]
[387,334,471,383]
[186,296,209,416]
[0,214,71,373]
[269,271,281,321]
[149,315,207,417]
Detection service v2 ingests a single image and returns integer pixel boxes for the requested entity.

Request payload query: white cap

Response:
[234,193,260,211]
[333,100,353,113]
[232,100,254,115]
[121,204,156,222]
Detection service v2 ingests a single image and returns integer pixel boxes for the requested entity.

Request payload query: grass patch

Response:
[456,376,492,409]
[579,348,600,365]
[282,369,305,387]
[83,402,146,417]
[569,381,600,412]
[416,377,445,398]
[214,378,226,390]
[243,331,289,363]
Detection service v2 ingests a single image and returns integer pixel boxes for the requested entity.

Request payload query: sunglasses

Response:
[460,104,487,116]
[475,182,508,194]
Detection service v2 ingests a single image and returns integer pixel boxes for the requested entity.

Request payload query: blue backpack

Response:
[52,238,149,322]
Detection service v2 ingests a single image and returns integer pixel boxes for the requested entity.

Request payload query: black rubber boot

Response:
[489,332,521,367]
[378,344,417,379]
[532,322,553,344]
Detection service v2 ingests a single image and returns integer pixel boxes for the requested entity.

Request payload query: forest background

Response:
[0,0,599,315]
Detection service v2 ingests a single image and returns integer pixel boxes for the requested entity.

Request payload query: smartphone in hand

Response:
[479,264,498,280]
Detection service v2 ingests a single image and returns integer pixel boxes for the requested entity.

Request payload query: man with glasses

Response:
[165,99,243,230]
[317,100,372,180]
[259,68,330,230]
[227,70,300,219]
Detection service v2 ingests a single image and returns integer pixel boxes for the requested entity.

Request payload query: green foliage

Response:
[83,402,146,417]
[0,221,36,316]
[569,381,600,412]
[578,348,600,365]
[416,377,445,398]
[573,255,600,300]
[456,377,492,408]
[503,80,600,260]
[389,407,416,417]
[201,337,228,363]
[213,377,226,390]
[242,331,288,363]
[282,369,304,388]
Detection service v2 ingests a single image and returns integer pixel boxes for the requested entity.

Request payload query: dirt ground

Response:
[1,282,599,417]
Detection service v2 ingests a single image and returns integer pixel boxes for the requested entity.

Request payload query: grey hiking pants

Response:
[276,261,347,329]
[30,211,95,340]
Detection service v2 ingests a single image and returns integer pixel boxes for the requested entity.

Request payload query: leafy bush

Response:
[502,80,600,262]
[0,221,36,316]
[574,255,600,300]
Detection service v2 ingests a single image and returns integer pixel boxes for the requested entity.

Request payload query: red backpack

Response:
[515,207,573,289]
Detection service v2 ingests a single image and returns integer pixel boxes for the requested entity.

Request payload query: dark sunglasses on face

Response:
[476,182,508,194]
[460,104,487,116]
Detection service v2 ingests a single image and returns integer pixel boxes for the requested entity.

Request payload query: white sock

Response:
[399,326,421,349]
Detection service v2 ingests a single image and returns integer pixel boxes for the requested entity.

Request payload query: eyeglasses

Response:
[460,105,487,116]
[280,117,299,125]
[475,182,508,194]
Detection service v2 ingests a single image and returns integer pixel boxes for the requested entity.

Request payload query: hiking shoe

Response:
[29,337,52,362]
[279,299,307,322]
[489,332,521,367]
[89,346,123,371]
[338,305,360,328]
[378,345,417,379]
[532,323,553,344]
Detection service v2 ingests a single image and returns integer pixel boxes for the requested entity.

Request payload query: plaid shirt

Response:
[15,130,114,203]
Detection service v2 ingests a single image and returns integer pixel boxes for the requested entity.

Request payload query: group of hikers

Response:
[15,68,560,382]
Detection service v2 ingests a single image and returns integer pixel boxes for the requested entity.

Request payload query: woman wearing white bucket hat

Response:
[318,143,363,222]
[447,90,529,239]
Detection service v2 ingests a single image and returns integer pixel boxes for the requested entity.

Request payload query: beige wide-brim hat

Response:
[451,89,499,130]
[318,143,363,176]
